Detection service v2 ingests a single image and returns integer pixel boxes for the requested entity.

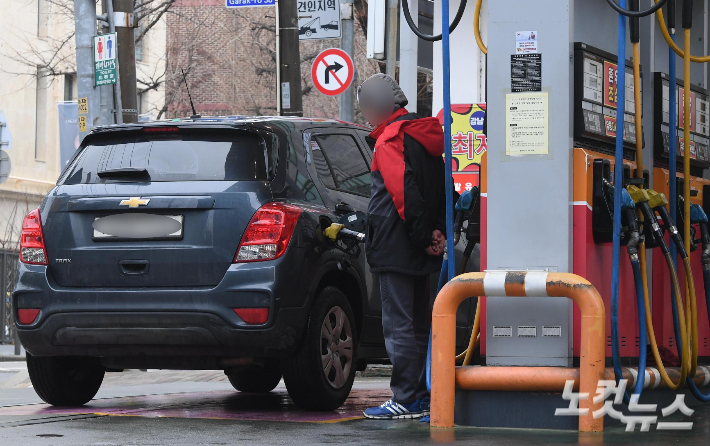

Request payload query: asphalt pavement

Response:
[1,363,710,445]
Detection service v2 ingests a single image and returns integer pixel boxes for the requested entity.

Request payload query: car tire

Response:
[282,286,357,411]
[227,361,282,393]
[26,353,105,406]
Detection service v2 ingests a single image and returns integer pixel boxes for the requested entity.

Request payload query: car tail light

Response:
[234,202,302,262]
[20,208,48,265]
[142,126,180,133]
[17,309,40,325]
[234,308,269,324]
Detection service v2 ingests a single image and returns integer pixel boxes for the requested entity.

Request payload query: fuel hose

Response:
[609,0,629,400]
[401,0,468,42]
[606,0,668,16]
[655,0,710,62]
[471,0,487,54]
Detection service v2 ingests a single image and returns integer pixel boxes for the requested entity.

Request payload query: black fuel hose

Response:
[401,0,467,42]
[605,0,668,17]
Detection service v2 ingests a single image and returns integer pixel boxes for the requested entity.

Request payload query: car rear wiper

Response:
[97,167,150,179]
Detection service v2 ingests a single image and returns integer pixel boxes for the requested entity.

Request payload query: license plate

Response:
[93,214,184,240]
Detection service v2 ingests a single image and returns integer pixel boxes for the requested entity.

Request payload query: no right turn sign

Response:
[311,48,354,96]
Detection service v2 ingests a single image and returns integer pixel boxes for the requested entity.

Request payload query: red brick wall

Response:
[166,3,382,122]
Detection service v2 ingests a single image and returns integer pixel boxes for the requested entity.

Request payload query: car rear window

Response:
[60,129,270,184]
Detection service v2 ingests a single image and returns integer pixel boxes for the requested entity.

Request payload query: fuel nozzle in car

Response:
[323,223,366,243]
[319,214,366,259]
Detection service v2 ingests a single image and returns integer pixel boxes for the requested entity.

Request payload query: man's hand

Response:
[425,229,445,256]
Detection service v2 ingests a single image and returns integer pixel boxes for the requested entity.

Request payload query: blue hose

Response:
[630,258,648,396]
[610,0,628,400]
[425,0,455,398]
[681,268,710,401]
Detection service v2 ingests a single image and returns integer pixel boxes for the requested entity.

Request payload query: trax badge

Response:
[120,197,150,208]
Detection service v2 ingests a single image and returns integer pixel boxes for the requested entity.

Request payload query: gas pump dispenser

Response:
[391,0,710,431]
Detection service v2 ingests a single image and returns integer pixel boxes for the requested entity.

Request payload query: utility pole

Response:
[114,0,138,123]
[339,1,355,122]
[278,0,303,117]
[106,0,123,124]
[74,0,104,141]
[385,0,399,78]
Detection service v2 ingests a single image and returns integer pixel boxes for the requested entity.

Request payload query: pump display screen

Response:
[654,73,710,169]
[574,43,640,156]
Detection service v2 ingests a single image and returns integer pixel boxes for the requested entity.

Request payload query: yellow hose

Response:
[640,246,685,389]
[474,0,487,55]
[666,251,691,384]
[655,1,710,63]
[462,300,481,365]
[682,29,699,377]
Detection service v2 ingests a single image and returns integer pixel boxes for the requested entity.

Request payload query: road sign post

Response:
[311,48,354,96]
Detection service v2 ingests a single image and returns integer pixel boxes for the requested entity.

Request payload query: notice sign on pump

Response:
[94,33,117,86]
[515,31,538,53]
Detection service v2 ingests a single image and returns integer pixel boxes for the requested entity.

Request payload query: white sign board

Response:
[505,92,549,156]
[515,30,538,54]
[298,0,341,40]
[94,33,117,86]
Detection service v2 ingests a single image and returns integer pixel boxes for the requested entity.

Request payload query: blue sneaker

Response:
[363,399,430,419]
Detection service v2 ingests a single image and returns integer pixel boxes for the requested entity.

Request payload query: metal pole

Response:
[114,0,138,123]
[74,0,104,141]
[106,0,123,124]
[385,0,399,78]
[278,0,303,117]
[275,0,282,115]
[339,1,354,122]
[442,0,454,281]
[398,0,417,113]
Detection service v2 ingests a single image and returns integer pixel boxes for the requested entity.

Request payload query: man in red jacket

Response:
[358,74,446,420]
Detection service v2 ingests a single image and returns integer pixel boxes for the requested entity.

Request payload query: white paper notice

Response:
[506,92,549,156]
[515,31,538,53]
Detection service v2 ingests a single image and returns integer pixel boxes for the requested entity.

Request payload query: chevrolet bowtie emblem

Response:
[119,197,150,208]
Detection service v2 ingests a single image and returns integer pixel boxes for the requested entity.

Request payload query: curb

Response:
[0,356,26,362]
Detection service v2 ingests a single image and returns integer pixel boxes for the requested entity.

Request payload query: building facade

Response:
[0,0,167,251]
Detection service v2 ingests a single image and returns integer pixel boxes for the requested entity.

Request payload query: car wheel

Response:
[306,30,312,37]
[26,353,104,406]
[282,286,357,411]
[227,360,282,393]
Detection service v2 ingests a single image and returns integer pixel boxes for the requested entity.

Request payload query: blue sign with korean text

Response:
[226,0,275,7]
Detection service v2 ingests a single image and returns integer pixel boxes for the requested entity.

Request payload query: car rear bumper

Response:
[13,249,310,359]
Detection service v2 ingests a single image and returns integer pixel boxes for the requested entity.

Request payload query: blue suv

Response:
[13,117,475,410]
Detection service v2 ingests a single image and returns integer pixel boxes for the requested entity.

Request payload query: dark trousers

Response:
[379,272,431,404]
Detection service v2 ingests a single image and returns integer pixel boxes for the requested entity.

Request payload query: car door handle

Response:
[119,260,150,276]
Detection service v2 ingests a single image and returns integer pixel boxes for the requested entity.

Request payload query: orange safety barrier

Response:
[455,365,710,391]
[431,271,606,432]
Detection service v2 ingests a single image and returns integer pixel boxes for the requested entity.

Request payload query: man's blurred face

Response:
[357,77,396,127]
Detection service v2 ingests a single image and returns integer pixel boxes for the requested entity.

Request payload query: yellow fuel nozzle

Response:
[627,185,650,204]
[323,223,344,241]
[646,189,669,209]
